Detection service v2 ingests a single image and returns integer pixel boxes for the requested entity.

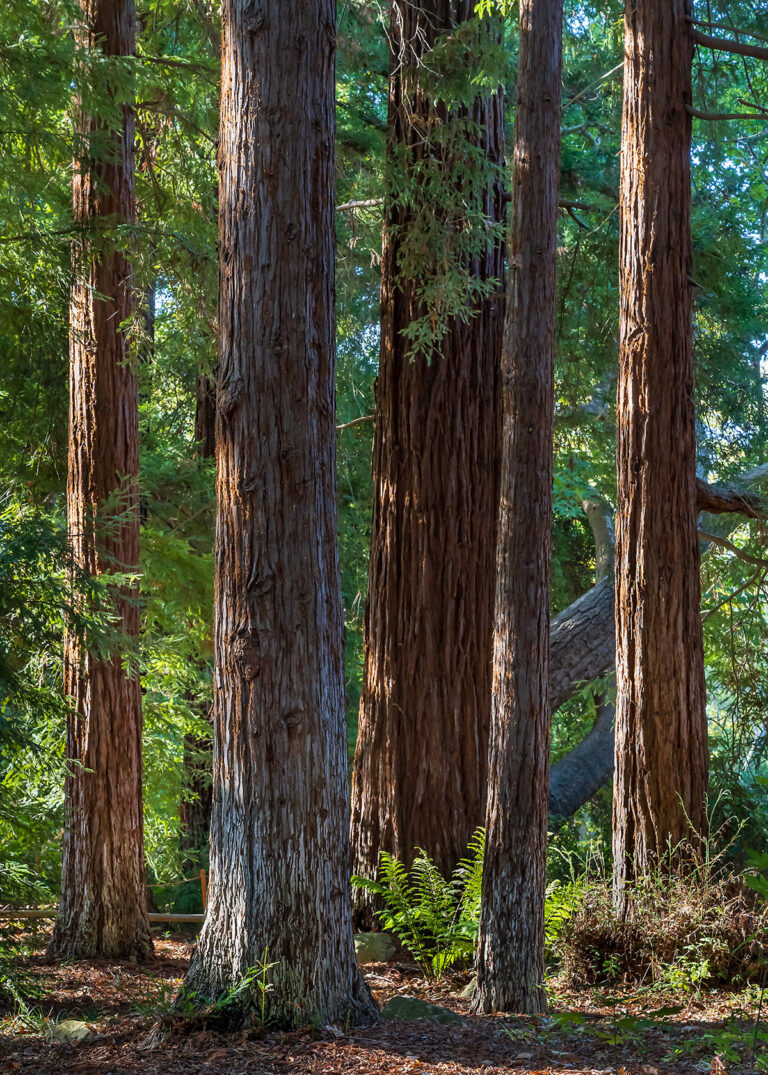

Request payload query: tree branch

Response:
[702,566,767,622]
[691,27,768,62]
[688,105,768,121]
[689,17,768,47]
[564,62,624,111]
[698,529,768,566]
[559,199,597,212]
[336,414,374,431]
[336,198,384,213]
[696,475,766,517]
[138,55,218,81]
[549,697,614,828]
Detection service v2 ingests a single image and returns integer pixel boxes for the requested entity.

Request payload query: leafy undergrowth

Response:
[0,927,767,1075]
[560,871,767,992]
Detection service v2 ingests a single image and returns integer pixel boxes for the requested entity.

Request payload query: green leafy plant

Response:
[0,929,44,1033]
[235,949,278,1027]
[559,833,768,989]
[156,950,280,1031]
[352,828,485,979]
[544,877,586,955]
[666,1018,768,1069]
[353,829,588,979]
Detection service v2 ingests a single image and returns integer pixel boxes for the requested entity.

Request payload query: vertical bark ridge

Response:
[50,0,152,961]
[474,0,562,1015]
[350,0,505,891]
[184,0,376,1027]
[612,0,708,915]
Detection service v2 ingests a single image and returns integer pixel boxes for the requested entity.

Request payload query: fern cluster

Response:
[352,830,484,979]
[353,830,586,980]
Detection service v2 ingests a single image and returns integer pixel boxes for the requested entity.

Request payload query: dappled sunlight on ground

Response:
[0,927,764,1075]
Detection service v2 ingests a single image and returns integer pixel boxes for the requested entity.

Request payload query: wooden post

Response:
[200,868,208,910]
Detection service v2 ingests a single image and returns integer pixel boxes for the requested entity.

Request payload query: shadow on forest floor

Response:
[0,928,764,1075]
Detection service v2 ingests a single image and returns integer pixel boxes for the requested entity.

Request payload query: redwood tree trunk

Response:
[50,0,152,960]
[177,374,216,871]
[474,0,562,1015]
[350,0,505,889]
[613,0,708,915]
[183,0,375,1027]
[194,373,216,459]
[178,706,212,871]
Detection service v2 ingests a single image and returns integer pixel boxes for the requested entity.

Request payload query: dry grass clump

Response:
[559,866,767,989]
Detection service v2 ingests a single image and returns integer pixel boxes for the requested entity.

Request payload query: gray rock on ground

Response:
[354,931,398,964]
[48,1019,95,1044]
[381,994,464,1025]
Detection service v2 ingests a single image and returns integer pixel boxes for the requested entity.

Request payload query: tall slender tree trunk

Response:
[612,0,708,916]
[178,706,212,872]
[178,373,216,872]
[50,0,152,960]
[194,373,216,459]
[183,0,376,1027]
[349,0,505,892]
[474,0,562,1015]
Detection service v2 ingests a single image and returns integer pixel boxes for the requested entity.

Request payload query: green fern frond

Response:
[358,834,487,979]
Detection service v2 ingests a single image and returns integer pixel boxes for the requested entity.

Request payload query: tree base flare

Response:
[178,954,378,1032]
[48,911,154,962]
[471,980,548,1016]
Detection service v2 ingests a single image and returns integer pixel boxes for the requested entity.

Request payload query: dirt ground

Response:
[0,927,764,1075]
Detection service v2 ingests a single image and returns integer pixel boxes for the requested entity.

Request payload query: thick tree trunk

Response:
[474,0,562,1015]
[49,0,152,962]
[550,578,614,708]
[350,0,505,890]
[613,0,708,915]
[183,0,376,1027]
[549,469,767,823]
[550,471,766,721]
[194,373,216,459]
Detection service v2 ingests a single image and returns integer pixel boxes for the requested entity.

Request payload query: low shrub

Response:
[559,865,766,990]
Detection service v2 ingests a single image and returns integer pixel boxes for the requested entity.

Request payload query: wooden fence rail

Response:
[0,908,204,924]
[1,869,207,924]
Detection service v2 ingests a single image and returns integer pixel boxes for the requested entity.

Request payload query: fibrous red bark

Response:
[49,0,152,961]
[183,0,376,1026]
[613,0,708,915]
[349,0,505,890]
[474,0,563,1015]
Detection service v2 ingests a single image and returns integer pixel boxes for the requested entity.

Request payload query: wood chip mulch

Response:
[0,928,763,1075]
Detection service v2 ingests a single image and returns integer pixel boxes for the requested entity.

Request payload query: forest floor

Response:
[0,927,765,1075]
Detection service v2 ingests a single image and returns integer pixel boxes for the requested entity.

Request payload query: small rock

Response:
[48,1019,94,1044]
[459,977,477,1000]
[354,931,398,964]
[382,994,464,1026]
